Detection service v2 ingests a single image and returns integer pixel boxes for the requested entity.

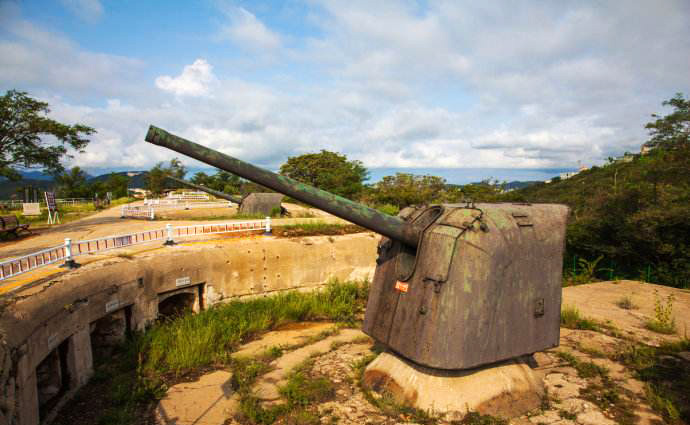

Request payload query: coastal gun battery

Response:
[146,125,569,370]
[166,175,284,216]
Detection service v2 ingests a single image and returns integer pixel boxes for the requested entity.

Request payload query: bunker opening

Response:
[36,339,70,421]
[157,284,204,320]
[89,305,132,362]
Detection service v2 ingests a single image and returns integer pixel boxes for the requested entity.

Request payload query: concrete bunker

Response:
[157,283,205,319]
[35,340,70,421]
[1,233,377,425]
[89,305,132,361]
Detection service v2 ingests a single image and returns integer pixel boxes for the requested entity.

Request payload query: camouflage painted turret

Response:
[166,175,285,216]
[166,175,243,204]
[145,125,569,370]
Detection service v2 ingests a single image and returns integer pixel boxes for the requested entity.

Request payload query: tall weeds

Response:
[139,279,368,375]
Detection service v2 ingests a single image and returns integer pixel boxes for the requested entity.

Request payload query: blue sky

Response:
[1,0,689,183]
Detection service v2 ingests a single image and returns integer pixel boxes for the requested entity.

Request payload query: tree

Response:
[644,92,689,150]
[146,158,187,195]
[190,171,242,194]
[56,167,90,198]
[0,90,95,180]
[279,150,368,199]
[102,173,130,198]
[365,173,451,208]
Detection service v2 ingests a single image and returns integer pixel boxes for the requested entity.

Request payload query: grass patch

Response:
[555,351,637,424]
[560,305,601,331]
[274,221,366,237]
[141,279,368,375]
[454,412,508,424]
[616,339,690,423]
[554,351,609,378]
[235,357,336,424]
[615,296,638,310]
[558,409,577,420]
[280,363,335,407]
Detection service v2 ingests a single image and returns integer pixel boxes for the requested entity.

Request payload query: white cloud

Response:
[60,0,104,23]
[219,6,282,51]
[2,1,689,175]
[155,59,217,97]
[0,15,143,98]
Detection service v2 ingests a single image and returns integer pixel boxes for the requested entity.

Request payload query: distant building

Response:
[126,171,142,177]
[559,171,579,180]
[128,188,149,198]
[640,142,654,155]
[614,153,635,163]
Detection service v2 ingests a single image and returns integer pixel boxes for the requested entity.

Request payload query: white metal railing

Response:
[121,206,155,220]
[0,218,270,282]
[153,201,233,211]
[0,244,68,280]
[166,192,209,200]
[1,198,93,209]
[144,198,180,206]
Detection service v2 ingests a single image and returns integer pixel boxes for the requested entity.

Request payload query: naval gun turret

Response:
[166,175,284,216]
[145,125,568,370]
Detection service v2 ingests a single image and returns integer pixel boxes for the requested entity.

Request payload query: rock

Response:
[155,370,235,425]
[232,322,336,359]
[253,328,367,402]
[543,372,586,400]
[363,352,543,421]
[576,410,616,425]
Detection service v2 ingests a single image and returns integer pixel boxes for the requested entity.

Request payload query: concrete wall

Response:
[0,233,377,425]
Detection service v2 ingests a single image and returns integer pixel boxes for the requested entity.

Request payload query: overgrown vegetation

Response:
[555,351,637,424]
[560,306,601,331]
[54,280,368,425]
[616,339,690,423]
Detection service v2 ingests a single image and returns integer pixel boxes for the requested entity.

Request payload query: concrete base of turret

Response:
[362,351,543,421]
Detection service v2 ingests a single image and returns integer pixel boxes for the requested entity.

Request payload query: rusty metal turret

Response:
[145,125,569,370]
[166,175,243,204]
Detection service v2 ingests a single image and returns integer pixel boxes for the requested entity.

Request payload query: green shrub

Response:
[645,290,676,334]
[560,305,600,331]
[376,204,400,216]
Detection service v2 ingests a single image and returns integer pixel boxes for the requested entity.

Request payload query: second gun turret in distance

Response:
[166,175,243,204]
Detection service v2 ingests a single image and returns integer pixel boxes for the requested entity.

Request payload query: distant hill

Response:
[0,171,150,199]
[500,149,690,288]
[0,178,56,199]
[88,171,148,188]
[503,180,540,190]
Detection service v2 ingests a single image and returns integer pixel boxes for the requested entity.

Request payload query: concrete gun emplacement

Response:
[145,125,569,370]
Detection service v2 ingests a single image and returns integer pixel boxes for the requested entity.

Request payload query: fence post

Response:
[264,217,272,235]
[164,223,176,246]
[149,207,155,220]
[120,206,125,218]
[61,238,80,269]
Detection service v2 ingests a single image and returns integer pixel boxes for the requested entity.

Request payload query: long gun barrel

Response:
[145,125,419,247]
[166,175,243,204]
